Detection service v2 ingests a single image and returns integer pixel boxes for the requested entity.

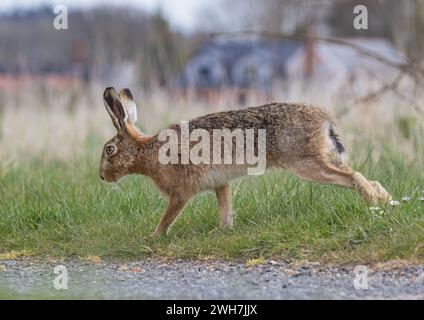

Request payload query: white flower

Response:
[401,196,411,202]
[369,206,380,211]
[389,200,400,206]
[419,197,424,202]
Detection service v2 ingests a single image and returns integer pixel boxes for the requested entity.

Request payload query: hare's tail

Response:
[325,122,346,162]
[329,124,345,154]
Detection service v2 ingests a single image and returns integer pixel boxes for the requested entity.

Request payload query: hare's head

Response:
[99,87,142,182]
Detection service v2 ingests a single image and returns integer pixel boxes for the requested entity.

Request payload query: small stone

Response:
[117,265,129,271]
[2,260,17,267]
[86,255,102,264]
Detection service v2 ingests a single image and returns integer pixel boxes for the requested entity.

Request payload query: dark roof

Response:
[194,38,302,67]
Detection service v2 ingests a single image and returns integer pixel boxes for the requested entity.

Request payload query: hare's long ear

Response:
[118,88,137,125]
[103,87,127,131]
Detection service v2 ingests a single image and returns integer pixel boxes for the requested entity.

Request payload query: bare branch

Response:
[211,30,424,83]
[211,30,424,117]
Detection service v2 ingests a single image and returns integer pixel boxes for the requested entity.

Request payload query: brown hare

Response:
[99,87,391,236]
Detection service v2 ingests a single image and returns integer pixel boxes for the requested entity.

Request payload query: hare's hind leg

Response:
[289,159,391,205]
[215,184,234,229]
[286,122,391,205]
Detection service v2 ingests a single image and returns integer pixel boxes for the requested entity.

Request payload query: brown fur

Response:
[100,87,392,236]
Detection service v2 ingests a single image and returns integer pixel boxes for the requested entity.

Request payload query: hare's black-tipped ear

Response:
[103,87,127,131]
[118,88,137,124]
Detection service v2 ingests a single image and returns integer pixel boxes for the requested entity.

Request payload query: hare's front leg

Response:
[152,197,188,236]
[215,185,234,229]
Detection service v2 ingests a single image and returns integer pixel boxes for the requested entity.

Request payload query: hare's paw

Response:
[220,213,234,230]
[150,229,166,238]
[369,181,392,205]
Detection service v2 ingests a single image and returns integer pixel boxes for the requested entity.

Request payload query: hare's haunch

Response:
[99,87,391,236]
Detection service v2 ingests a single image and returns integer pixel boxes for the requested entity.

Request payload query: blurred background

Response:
[0,0,423,165]
[2,1,424,267]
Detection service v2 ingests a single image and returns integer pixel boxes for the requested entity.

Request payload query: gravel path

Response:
[1,259,423,299]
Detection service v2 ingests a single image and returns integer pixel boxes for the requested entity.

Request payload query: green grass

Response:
[0,287,77,300]
[1,142,424,264]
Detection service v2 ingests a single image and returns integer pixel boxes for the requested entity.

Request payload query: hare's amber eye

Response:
[106,145,115,155]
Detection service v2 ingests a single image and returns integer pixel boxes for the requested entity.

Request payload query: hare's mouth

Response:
[100,174,120,183]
